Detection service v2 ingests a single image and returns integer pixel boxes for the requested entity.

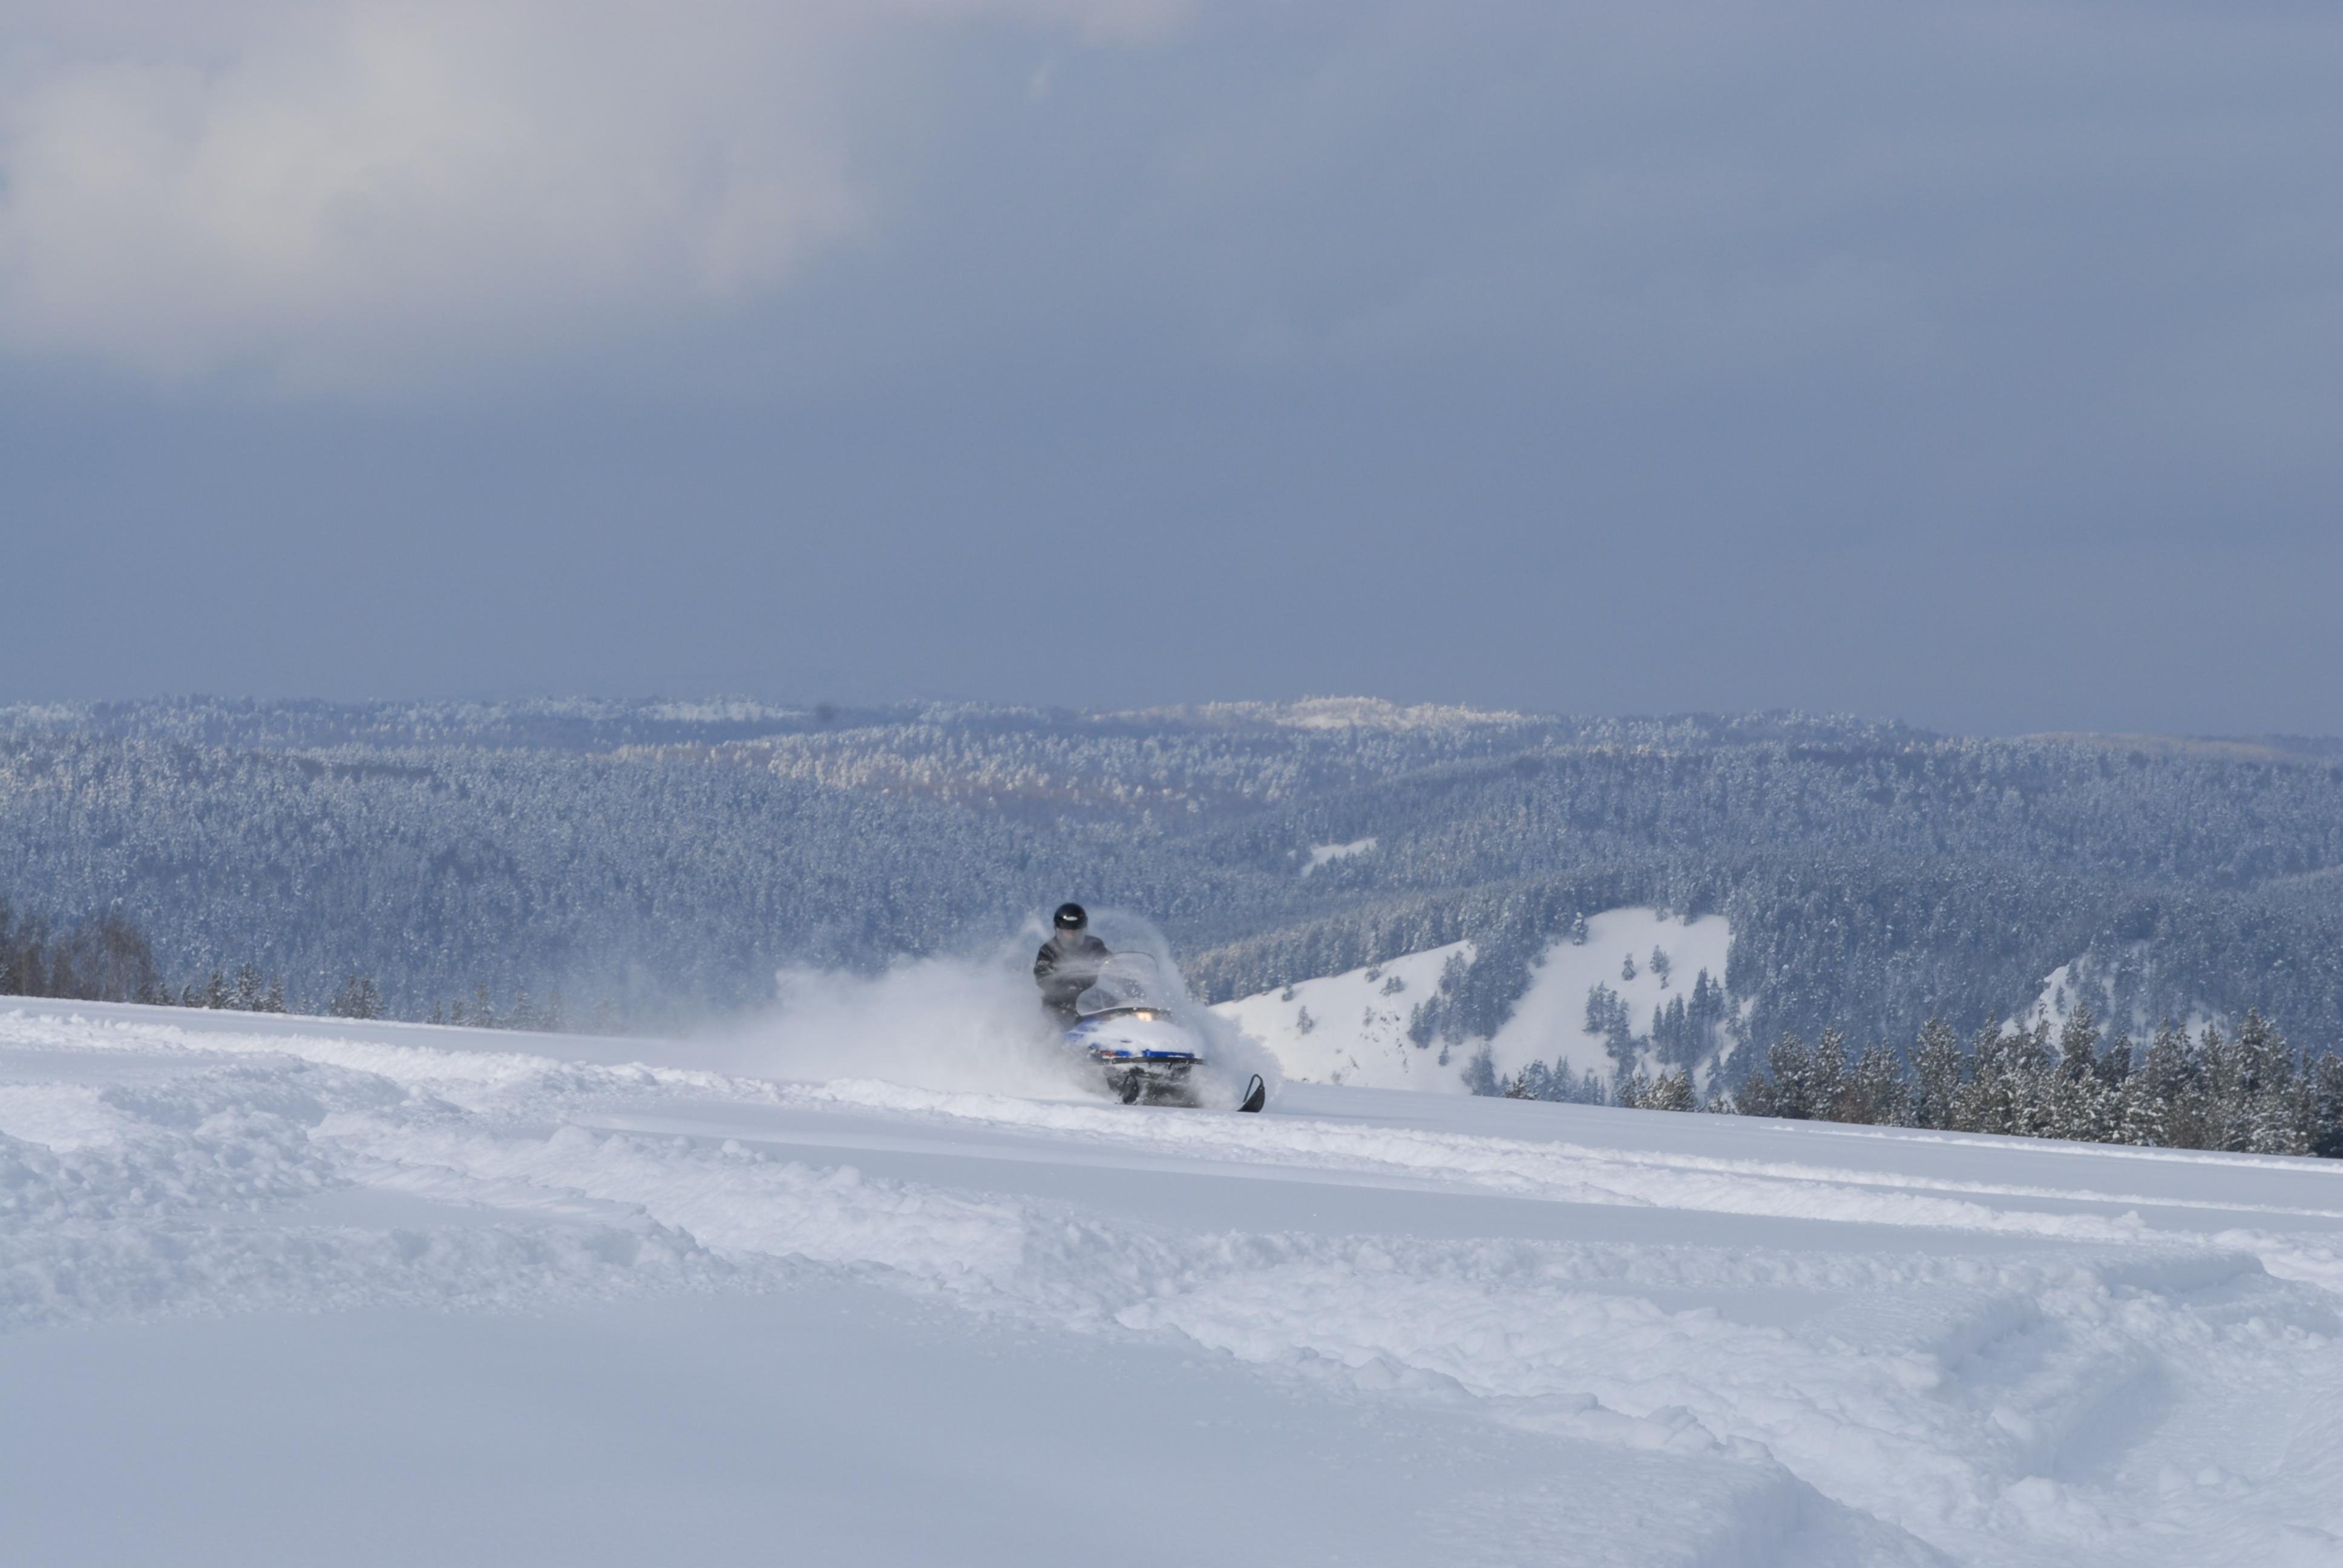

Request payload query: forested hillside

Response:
[6,699,2343,1077]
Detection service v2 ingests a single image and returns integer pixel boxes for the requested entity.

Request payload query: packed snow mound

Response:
[5,995,2343,1567]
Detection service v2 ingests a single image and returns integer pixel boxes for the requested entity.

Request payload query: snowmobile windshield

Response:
[1075,953,1170,1017]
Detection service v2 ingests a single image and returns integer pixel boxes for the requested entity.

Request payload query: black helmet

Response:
[1053,902,1089,932]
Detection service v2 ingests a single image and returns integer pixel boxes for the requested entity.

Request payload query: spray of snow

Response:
[711,911,1279,1109]
[719,947,1089,1100]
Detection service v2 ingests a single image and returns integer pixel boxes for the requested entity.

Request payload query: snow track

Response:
[5,1001,2342,1566]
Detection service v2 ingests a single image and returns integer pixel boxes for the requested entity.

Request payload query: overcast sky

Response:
[2,0,2336,735]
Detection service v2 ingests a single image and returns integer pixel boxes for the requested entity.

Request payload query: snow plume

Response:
[718,911,1279,1107]
[728,946,1092,1100]
[1069,907,1283,1109]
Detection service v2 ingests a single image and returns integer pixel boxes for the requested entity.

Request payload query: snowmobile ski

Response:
[1238,1074,1266,1114]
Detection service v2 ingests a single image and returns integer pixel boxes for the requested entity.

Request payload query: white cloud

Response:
[0,0,1181,388]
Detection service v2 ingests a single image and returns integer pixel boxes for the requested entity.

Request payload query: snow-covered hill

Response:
[1220,906,1735,1093]
[1486,906,1735,1084]
[6,995,2343,1566]
[1213,939,1475,1089]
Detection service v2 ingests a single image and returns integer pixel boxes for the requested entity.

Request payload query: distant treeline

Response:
[17,702,2343,1073]
[0,899,582,1033]
[0,900,167,1004]
[1509,1004,2343,1161]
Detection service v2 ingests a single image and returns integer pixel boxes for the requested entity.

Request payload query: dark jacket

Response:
[1034,932,1112,1018]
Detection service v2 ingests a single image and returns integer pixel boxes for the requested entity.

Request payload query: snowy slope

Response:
[1219,907,1734,1092]
[1489,906,1734,1084]
[1212,940,1474,1089]
[6,995,2343,1567]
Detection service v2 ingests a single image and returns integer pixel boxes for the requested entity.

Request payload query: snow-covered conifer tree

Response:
[2232,1011,2307,1155]
[1952,1022,2007,1134]
[2191,1022,2238,1151]
[2134,1021,2195,1148]
[1849,1042,1910,1126]
[2312,1053,2343,1160]
[1642,1069,1695,1111]
[1810,1028,1852,1121]
[2047,1005,2106,1140]
[1764,1034,1815,1119]
[1911,1019,1964,1130]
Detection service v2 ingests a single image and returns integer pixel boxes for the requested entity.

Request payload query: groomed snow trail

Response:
[4,1001,2342,1566]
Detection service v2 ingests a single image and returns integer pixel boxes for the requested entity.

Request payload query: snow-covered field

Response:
[7,996,2343,1567]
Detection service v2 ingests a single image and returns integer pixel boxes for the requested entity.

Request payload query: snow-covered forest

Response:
[7,697,2343,1094]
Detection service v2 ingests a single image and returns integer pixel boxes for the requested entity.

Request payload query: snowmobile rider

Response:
[1034,903,1112,1025]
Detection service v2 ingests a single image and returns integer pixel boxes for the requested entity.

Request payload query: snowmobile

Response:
[1064,953,1266,1112]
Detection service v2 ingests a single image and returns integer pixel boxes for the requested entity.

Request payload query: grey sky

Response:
[3,1,2337,735]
